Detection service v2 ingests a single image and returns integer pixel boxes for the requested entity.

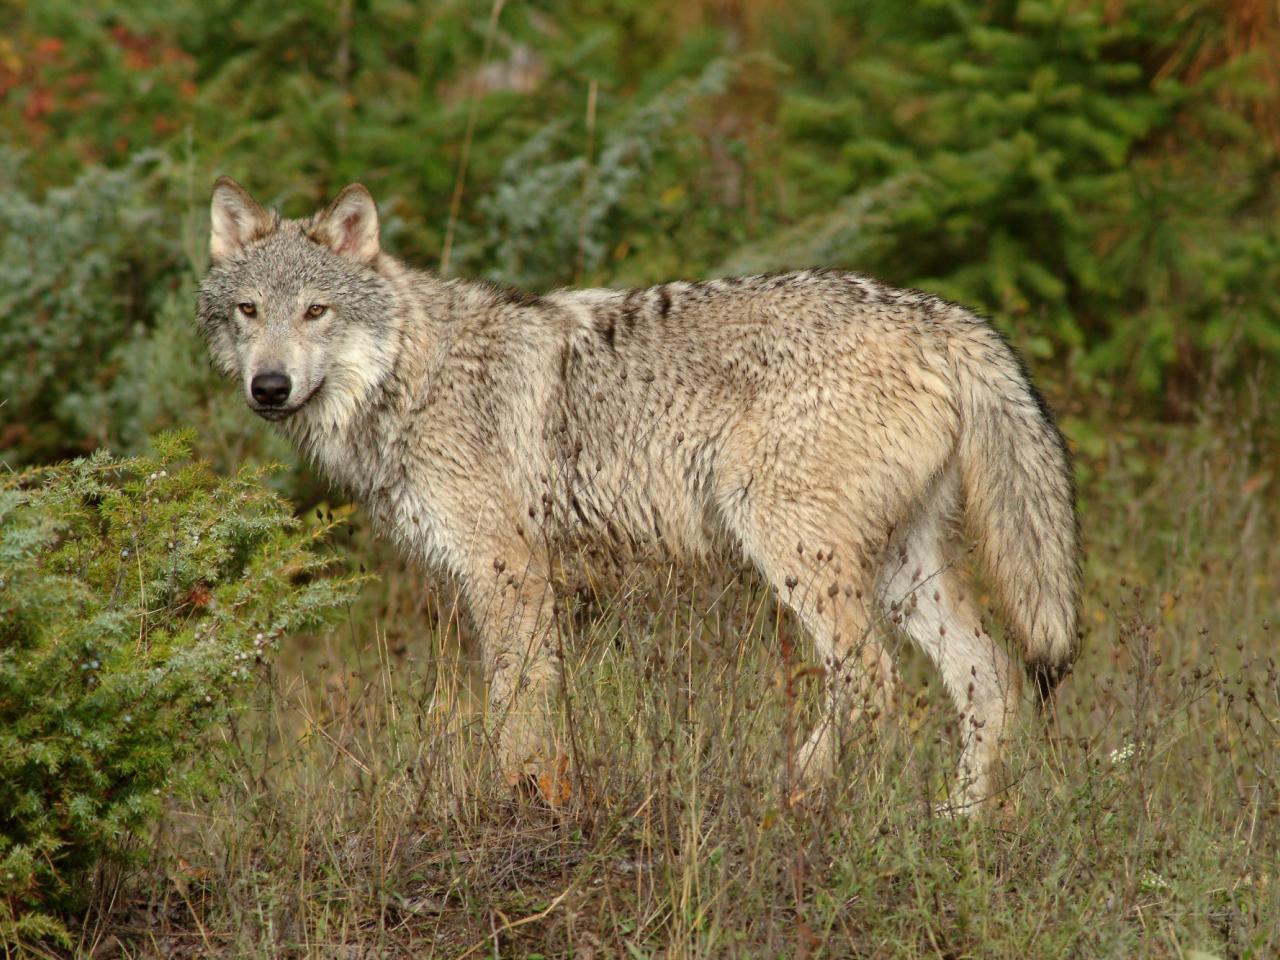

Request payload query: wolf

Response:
[196,177,1080,811]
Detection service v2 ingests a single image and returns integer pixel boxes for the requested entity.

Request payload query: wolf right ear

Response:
[311,184,380,264]
[209,177,276,262]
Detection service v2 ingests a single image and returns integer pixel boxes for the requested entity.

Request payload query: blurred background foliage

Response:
[1,0,1278,475]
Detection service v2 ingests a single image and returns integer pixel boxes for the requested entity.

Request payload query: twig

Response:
[574,78,599,285]
[440,0,506,276]
[778,590,813,957]
[456,880,579,959]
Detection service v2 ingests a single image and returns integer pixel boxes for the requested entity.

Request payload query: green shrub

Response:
[0,149,184,465]
[468,58,733,289]
[0,432,363,949]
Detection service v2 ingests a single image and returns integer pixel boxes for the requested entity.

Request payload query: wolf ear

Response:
[209,176,275,262]
[311,184,380,263]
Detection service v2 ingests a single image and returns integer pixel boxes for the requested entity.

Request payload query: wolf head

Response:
[196,178,399,430]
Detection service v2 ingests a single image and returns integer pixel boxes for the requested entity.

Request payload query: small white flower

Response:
[1109,741,1136,766]
[1139,869,1171,892]
[120,548,130,559]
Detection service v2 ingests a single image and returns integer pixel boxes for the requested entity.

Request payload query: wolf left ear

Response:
[312,184,380,263]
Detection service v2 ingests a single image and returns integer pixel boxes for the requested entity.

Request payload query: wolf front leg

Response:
[463,546,563,791]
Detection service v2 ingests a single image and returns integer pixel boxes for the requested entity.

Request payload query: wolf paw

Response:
[505,753,574,808]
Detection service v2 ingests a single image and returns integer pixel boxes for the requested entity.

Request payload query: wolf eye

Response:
[237,302,257,317]
[305,304,328,319]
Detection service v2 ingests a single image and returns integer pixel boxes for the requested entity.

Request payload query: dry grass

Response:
[77,391,1278,959]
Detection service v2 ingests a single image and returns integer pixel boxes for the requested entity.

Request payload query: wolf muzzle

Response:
[250,371,294,419]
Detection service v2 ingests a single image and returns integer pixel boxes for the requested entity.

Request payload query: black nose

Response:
[251,372,292,406]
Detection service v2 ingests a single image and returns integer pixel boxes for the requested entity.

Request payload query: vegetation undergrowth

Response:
[0,434,362,952]
[64,397,1273,959]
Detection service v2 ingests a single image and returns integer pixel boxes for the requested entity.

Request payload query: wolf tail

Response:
[954,325,1081,703]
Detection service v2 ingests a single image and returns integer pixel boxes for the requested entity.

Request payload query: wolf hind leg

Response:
[726,500,896,788]
[794,599,896,789]
[877,471,1022,812]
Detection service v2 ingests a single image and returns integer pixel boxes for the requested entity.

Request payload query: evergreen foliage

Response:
[472,58,732,289]
[0,434,362,948]
[0,151,181,464]
[734,0,1280,392]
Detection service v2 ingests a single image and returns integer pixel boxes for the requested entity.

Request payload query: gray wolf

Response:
[197,177,1080,811]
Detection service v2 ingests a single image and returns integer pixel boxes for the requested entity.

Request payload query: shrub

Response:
[0,432,363,949]
[469,58,733,289]
[0,149,184,465]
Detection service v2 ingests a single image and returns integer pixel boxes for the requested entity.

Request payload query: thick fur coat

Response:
[197,179,1080,809]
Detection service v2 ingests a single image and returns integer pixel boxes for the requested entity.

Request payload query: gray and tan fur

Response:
[197,178,1080,810]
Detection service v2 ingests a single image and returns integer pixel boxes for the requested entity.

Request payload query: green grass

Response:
[69,396,1278,959]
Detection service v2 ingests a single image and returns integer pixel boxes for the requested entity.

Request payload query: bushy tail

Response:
[954,328,1081,702]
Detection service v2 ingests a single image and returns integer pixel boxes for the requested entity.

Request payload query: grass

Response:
[72,389,1278,959]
